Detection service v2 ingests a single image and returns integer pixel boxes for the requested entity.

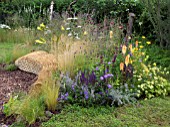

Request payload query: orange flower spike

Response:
[125,54,130,66]
[129,44,133,52]
[135,40,138,48]
[109,31,113,39]
[122,45,127,55]
[120,62,124,71]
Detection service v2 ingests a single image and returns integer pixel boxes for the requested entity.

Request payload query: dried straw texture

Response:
[15,51,57,75]
[15,51,58,94]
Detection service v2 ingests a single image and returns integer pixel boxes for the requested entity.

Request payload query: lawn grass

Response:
[0,42,35,65]
[0,43,15,63]
[40,96,170,127]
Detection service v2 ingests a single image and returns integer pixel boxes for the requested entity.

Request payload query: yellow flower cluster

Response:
[35,37,46,44]
[37,23,46,31]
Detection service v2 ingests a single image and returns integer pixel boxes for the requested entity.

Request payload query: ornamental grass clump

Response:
[41,75,60,112]
[35,21,97,77]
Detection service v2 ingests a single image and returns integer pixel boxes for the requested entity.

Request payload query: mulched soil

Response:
[0,63,38,126]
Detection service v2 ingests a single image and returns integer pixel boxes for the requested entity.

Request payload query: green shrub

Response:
[140,0,170,48]
[3,94,45,125]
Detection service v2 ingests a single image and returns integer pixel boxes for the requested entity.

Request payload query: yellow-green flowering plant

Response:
[134,64,170,99]
[35,22,64,56]
[126,38,170,99]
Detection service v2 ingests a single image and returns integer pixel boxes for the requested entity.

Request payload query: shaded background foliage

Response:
[0,0,169,48]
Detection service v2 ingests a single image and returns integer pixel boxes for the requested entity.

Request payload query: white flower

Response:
[139,22,143,26]
[66,28,71,30]
[75,35,80,39]
[67,17,78,20]
[0,24,11,29]
[67,18,73,20]
[68,33,72,37]
[73,17,78,20]
[77,25,82,28]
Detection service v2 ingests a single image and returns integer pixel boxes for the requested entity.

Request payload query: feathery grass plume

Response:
[57,34,93,77]
[41,73,60,112]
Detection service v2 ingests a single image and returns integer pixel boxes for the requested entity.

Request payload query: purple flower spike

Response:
[64,92,69,100]
[108,62,111,65]
[61,95,65,100]
[65,92,69,97]
[71,84,75,91]
[98,92,103,95]
[129,52,133,57]
[104,74,108,79]
[89,71,96,84]
[100,76,104,80]
[107,74,113,77]
[84,90,89,100]
[107,84,112,89]
[104,74,113,79]
[96,67,99,71]
[112,54,117,63]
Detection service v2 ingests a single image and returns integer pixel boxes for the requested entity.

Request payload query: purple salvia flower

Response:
[100,76,104,80]
[65,92,69,97]
[84,90,89,100]
[96,67,99,71]
[80,72,87,83]
[98,92,103,95]
[107,84,112,89]
[105,66,109,73]
[108,62,111,65]
[107,74,113,77]
[64,92,69,100]
[71,83,75,91]
[103,74,114,79]
[112,54,117,63]
[89,71,96,84]
[104,74,108,79]
[61,95,65,100]
[129,52,133,57]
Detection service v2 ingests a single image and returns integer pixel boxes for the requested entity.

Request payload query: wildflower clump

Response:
[135,64,170,99]
[35,23,47,44]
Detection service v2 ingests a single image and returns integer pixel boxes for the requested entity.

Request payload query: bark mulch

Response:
[0,63,37,126]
